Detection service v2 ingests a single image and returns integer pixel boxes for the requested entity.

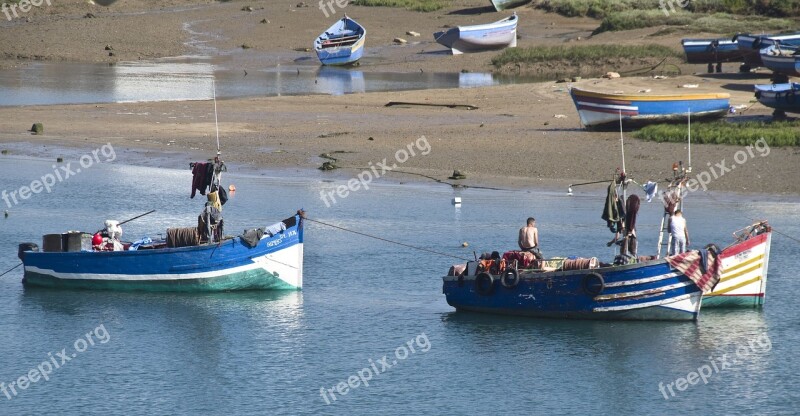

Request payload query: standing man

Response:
[518,217,541,258]
[669,209,690,255]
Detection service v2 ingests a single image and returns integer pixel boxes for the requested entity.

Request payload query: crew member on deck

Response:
[518,217,541,258]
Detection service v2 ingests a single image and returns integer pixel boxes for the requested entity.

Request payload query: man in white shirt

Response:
[669,209,690,255]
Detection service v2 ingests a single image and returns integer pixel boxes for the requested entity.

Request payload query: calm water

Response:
[0,156,798,415]
[0,58,536,107]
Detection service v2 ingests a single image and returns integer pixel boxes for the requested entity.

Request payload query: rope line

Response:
[304,217,470,261]
[0,263,22,278]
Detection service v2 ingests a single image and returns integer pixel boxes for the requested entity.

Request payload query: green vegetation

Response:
[491,44,682,67]
[350,0,446,12]
[595,11,796,34]
[531,0,800,18]
[635,121,800,147]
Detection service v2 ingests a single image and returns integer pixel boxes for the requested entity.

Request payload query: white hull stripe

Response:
[594,292,699,312]
[594,280,695,302]
[604,271,680,288]
[576,101,638,111]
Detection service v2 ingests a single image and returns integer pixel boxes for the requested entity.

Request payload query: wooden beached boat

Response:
[681,38,742,73]
[705,221,772,307]
[760,44,800,77]
[754,82,800,114]
[569,87,731,130]
[433,13,517,55]
[734,32,800,69]
[314,15,366,66]
[490,0,530,11]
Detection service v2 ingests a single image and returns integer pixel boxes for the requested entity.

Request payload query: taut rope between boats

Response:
[304,217,471,261]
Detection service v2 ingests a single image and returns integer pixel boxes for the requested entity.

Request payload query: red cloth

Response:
[503,251,537,269]
[191,162,209,198]
[666,248,722,292]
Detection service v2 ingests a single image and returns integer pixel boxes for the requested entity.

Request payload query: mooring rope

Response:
[304,217,471,261]
[0,263,22,278]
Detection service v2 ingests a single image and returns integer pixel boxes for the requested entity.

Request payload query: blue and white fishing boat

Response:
[754,82,800,113]
[681,38,742,72]
[443,258,709,320]
[734,32,800,69]
[760,44,800,77]
[570,87,731,130]
[490,0,530,11]
[314,15,366,66]
[19,212,305,292]
[434,13,517,55]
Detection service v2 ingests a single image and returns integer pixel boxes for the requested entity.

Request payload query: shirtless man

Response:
[518,217,540,256]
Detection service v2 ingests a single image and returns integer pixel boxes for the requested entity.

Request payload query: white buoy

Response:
[453,197,462,205]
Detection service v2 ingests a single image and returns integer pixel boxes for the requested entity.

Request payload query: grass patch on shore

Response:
[350,0,446,12]
[635,121,800,147]
[531,0,800,18]
[595,11,796,34]
[491,44,681,67]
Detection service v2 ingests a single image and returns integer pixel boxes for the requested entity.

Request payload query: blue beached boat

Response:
[760,44,800,77]
[754,82,800,113]
[734,32,800,69]
[569,87,731,130]
[314,15,366,66]
[681,38,742,72]
[434,13,517,55]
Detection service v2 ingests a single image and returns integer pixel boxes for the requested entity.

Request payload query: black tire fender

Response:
[500,268,520,289]
[475,272,495,296]
[583,272,605,296]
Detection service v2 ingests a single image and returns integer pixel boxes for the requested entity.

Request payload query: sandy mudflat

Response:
[0,1,797,195]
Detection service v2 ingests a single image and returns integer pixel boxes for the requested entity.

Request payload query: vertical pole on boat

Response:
[619,110,626,174]
[687,109,692,172]
[213,79,220,155]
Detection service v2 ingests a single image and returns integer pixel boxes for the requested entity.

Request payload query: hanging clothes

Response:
[601,182,625,233]
[191,162,209,198]
[643,181,658,202]
[207,191,222,211]
[625,194,640,233]
[218,187,228,206]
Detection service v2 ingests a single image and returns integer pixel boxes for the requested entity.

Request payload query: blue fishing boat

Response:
[734,32,800,69]
[570,87,731,130]
[443,258,710,320]
[19,213,305,291]
[754,82,800,113]
[760,44,800,77]
[681,38,742,72]
[490,0,530,11]
[434,13,517,55]
[314,15,366,66]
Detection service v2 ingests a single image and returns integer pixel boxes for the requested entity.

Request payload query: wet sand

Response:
[0,1,797,195]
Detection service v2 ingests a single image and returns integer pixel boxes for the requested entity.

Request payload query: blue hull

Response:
[681,38,742,64]
[735,32,800,67]
[443,260,703,321]
[761,45,800,77]
[21,215,305,291]
[314,16,366,66]
[755,82,800,113]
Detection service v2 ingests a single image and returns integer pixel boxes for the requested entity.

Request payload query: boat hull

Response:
[754,82,800,113]
[570,87,731,130]
[434,14,517,55]
[735,33,800,67]
[314,16,366,66]
[490,0,530,11]
[442,260,703,321]
[761,44,800,77]
[681,38,742,64]
[704,230,771,308]
[21,216,304,292]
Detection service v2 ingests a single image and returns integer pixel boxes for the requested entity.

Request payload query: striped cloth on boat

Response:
[666,248,722,292]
